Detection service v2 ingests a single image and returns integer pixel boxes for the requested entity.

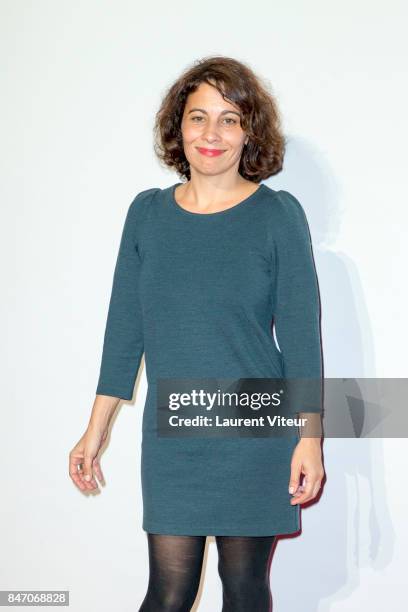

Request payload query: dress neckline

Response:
[170,182,266,218]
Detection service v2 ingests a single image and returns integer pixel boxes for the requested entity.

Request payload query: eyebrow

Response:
[187,107,241,117]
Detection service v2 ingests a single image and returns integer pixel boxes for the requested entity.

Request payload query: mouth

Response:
[196,147,226,157]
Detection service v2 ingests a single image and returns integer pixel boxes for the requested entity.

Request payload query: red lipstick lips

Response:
[196,147,225,157]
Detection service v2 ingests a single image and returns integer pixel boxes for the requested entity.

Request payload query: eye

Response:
[190,115,238,124]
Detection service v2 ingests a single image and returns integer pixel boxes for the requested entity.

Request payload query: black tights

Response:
[138,533,276,611]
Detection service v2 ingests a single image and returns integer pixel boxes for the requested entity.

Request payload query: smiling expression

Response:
[180,82,249,177]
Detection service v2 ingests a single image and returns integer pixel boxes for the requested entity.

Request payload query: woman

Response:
[69,56,325,611]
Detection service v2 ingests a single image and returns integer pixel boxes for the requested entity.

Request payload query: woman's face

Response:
[180,82,248,178]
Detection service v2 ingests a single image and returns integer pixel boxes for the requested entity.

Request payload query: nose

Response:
[202,120,221,142]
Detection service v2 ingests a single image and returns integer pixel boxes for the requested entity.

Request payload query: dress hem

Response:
[142,516,300,537]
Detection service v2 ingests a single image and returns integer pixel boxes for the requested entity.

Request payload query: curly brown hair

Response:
[153,55,286,183]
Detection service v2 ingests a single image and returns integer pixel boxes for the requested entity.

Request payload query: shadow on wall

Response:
[265,136,395,612]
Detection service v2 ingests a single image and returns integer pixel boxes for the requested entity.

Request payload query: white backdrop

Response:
[1,1,406,610]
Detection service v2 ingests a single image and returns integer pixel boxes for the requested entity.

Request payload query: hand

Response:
[288,438,324,505]
[69,426,108,492]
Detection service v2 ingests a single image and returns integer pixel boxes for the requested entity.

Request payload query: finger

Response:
[290,475,316,504]
[69,463,87,491]
[93,459,105,485]
[69,453,88,490]
[292,484,305,497]
[311,481,322,499]
[79,470,99,490]
[76,456,98,491]
[288,462,301,495]
[83,454,96,484]
[290,476,319,504]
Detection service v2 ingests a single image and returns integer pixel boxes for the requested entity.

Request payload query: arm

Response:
[69,190,153,492]
[68,394,120,491]
[271,190,324,504]
[95,191,149,401]
[271,190,323,424]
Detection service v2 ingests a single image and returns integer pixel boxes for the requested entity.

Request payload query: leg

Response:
[138,533,206,612]
[215,535,276,612]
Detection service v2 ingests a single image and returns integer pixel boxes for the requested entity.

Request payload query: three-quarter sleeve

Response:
[271,190,323,414]
[95,192,147,400]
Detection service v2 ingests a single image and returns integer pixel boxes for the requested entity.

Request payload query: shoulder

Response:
[121,188,161,244]
[129,187,161,213]
[263,188,310,241]
[125,186,162,224]
[263,187,308,226]
[263,188,312,252]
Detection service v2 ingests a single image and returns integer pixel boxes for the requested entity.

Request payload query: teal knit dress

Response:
[95,183,323,536]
